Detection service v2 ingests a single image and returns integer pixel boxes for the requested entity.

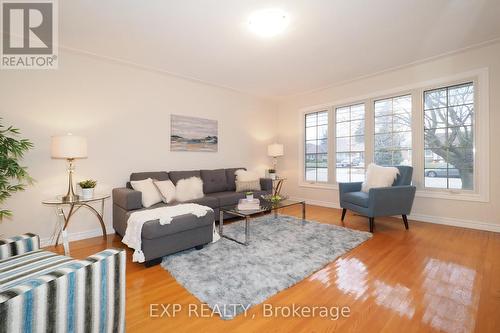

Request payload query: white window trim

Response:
[334,103,367,183]
[299,107,336,188]
[297,68,489,203]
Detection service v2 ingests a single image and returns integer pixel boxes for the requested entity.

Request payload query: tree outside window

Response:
[424,82,474,190]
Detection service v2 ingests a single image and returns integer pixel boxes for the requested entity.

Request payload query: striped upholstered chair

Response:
[0,233,126,333]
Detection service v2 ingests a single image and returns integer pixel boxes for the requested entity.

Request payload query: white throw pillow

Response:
[361,163,400,193]
[175,177,204,202]
[235,169,259,182]
[130,178,162,208]
[153,180,176,203]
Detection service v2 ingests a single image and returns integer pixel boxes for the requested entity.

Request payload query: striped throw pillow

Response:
[235,180,261,192]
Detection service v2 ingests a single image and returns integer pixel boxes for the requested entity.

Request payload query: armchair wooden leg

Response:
[402,215,409,230]
[369,217,374,233]
[341,208,347,221]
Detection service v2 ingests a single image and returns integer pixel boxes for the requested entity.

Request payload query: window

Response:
[335,104,365,182]
[299,70,487,201]
[424,82,474,190]
[305,111,328,182]
[374,95,412,166]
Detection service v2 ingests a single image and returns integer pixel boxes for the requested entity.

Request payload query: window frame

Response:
[297,68,489,202]
[304,110,329,183]
[373,94,413,167]
[334,103,367,183]
[422,81,475,192]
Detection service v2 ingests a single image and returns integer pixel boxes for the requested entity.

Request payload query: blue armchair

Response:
[339,166,416,233]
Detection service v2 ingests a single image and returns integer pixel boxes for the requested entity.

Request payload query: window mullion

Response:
[365,99,374,167]
[412,88,424,188]
[328,107,336,184]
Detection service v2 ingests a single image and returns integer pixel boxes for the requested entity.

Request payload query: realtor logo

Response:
[1,0,58,69]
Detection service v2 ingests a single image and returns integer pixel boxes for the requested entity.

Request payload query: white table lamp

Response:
[51,134,87,202]
[268,143,284,172]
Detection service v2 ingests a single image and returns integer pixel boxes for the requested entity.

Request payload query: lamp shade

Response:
[267,143,284,157]
[51,134,87,159]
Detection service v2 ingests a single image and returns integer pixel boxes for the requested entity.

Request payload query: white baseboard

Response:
[289,196,500,233]
[40,227,115,248]
[406,213,500,233]
[40,197,500,247]
[289,197,342,209]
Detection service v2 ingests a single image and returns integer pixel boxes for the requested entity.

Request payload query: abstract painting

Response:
[170,114,218,152]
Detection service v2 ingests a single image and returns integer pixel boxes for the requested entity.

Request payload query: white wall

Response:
[276,42,500,231]
[0,50,277,243]
[1,41,498,244]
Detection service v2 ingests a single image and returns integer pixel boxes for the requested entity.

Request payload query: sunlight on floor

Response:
[334,258,369,301]
[422,258,479,333]
[372,280,415,319]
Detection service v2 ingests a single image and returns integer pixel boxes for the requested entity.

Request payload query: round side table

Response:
[272,177,286,196]
[42,193,110,255]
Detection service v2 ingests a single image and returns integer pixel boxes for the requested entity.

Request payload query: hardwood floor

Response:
[47,205,500,333]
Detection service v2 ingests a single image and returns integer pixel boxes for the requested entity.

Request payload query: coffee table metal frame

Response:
[219,199,306,246]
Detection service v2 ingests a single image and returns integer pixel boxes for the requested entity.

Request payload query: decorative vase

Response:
[246,194,254,201]
[269,173,276,180]
[81,188,94,199]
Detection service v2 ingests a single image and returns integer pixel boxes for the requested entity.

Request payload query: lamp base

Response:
[62,158,79,202]
[62,194,79,203]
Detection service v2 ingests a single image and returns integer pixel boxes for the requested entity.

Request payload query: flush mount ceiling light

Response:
[248,9,289,38]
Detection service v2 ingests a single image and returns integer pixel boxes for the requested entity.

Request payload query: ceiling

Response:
[60,0,500,98]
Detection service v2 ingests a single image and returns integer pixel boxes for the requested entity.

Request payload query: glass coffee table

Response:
[219,199,306,246]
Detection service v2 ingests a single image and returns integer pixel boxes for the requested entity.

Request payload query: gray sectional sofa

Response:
[113,168,272,266]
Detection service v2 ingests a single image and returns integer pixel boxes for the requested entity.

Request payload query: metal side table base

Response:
[43,194,110,255]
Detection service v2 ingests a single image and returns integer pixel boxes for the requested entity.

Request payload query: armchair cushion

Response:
[393,166,413,186]
[369,185,416,216]
[342,192,369,208]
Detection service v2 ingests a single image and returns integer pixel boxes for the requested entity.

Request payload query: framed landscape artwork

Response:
[170,114,218,152]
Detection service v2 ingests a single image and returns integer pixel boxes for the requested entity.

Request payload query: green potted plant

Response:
[245,191,254,201]
[78,179,97,199]
[0,119,34,219]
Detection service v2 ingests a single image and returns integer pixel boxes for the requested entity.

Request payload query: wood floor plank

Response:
[45,205,500,332]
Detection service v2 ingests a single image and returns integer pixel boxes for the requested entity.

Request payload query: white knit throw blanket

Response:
[122,203,218,263]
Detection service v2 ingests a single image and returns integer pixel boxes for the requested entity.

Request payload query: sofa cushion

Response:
[169,170,201,185]
[206,191,245,207]
[130,172,169,182]
[168,196,219,209]
[342,191,370,208]
[140,210,215,240]
[201,169,228,194]
[225,168,245,191]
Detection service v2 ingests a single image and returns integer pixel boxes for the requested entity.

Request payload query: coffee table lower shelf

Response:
[218,200,306,246]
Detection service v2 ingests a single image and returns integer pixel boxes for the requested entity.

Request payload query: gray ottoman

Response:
[114,205,214,267]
